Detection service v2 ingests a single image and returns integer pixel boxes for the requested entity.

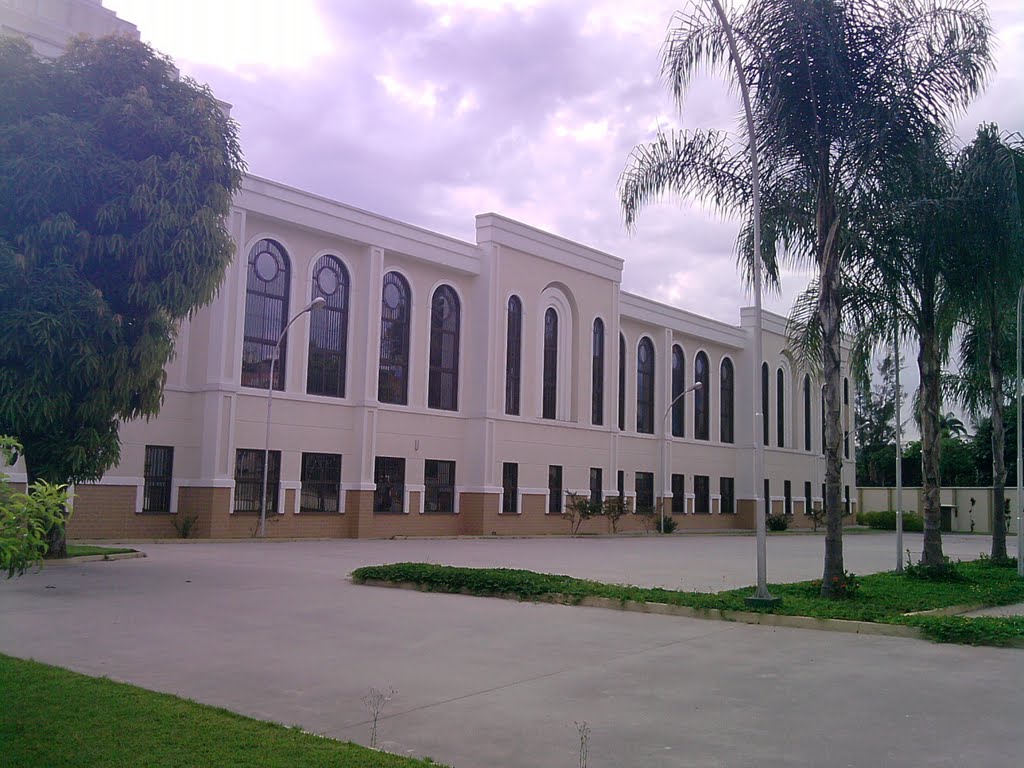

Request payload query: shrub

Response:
[171,513,199,539]
[602,496,626,533]
[766,513,790,532]
[565,493,602,535]
[657,516,678,534]
[858,510,924,532]
[904,554,969,583]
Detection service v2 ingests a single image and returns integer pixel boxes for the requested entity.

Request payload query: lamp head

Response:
[692,381,703,391]
[308,297,327,311]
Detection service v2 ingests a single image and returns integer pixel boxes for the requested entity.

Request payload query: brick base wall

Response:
[67,485,178,539]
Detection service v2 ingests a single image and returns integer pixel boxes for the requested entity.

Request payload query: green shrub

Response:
[904,555,969,583]
[766,513,790,531]
[657,516,678,534]
[859,510,924,532]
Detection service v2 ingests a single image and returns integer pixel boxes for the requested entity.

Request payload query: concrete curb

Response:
[45,551,146,566]
[353,578,924,641]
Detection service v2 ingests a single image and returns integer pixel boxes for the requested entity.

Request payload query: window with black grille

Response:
[591,318,604,425]
[634,471,654,512]
[671,473,685,514]
[784,479,793,515]
[805,481,813,516]
[505,296,522,415]
[502,462,518,514]
[307,255,349,397]
[234,449,281,514]
[142,446,173,514]
[542,308,558,419]
[761,362,770,446]
[241,239,290,390]
[694,352,709,440]
[374,457,405,514]
[803,375,812,451]
[671,345,685,437]
[548,465,563,514]
[618,333,626,430]
[636,338,655,434]
[300,453,341,514]
[428,285,460,411]
[845,485,851,517]
[720,357,734,443]
[617,470,624,503]
[694,475,710,514]
[378,272,411,405]
[590,468,603,506]
[777,368,786,448]
[425,460,456,514]
[720,476,735,514]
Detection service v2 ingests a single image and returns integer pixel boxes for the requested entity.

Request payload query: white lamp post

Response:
[660,381,702,532]
[259,297,327,538]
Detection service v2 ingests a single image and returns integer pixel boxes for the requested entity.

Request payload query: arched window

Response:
[505,296,522,415]
[694,351,709,440]
[671,344,685,437]
[803,375,812,451]
[720,357,734,443]
[428,285,460,411]
[821,386,826,455]
[844,377,850,458]
[242,239,290,390]
[776,368,786,448]
[761,362,770,446]
[378,271,411,405]
[542,308,558,419]
[592,319,604,425]
[636,337,655,434]
[618,333,626,430]
[307,254,349,397]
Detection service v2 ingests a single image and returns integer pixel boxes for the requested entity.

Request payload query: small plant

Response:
[565,493,601,535]
[575,721,590,768]
[976,553,1018,569]
[904,552,968,583]
[361,686,396,749]
[171,513,199,539]
[635,505,656,534]
[807,504,826,531]
[657,516,678,534]
[766,513,790,532]
[858,510,924,532]
[602,496,626,534]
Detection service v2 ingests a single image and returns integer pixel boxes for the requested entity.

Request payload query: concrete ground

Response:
[1,533,1021,768]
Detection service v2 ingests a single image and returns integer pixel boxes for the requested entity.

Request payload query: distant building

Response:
[0,0,137,58]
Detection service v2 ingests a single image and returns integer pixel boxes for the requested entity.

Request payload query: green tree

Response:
[619,0,991,594]
[0,36,244,556]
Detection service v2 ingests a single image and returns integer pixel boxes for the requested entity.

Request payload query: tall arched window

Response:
[671,344,685,437]
[505,296,522,415]
[776,368,786,448]
[636,337,655,434]
[592,319,604,425]
[542,308,558,419]
[618,333,626,430]
[428,285,460,411]
[821,386,826,456]
[242,239,290,390]
[307,254,349,397]
[378,271,411,405]
[694,351,709,440]
[720,357,734,443]
[803,375,812,451]
[844,377,850,458]
[761,362,770,446]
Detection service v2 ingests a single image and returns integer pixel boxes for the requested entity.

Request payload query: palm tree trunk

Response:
[988,303,1007,560]
[918,322,944,566]
[819,246,845,596]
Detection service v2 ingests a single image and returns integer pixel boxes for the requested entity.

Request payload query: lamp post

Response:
[660,381,702,532]
[1017,285,1023,577]
[259,297,327,538]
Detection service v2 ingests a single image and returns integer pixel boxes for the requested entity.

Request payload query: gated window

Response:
[803,375,812,451]
[720,476,735,514]
[805,481,813,516]
[378,272,412,405]
[424,460,456,514]
[590,468,603,506]
[784,479,792,515]
[618,333,626,430]
[617,470,624,503]
[505,295,522,415]
[845,485,851,517]
[142,446,173,514]
[307,254,349,397]
[671,344,685,437]
[720,357,734,443]
[694,475,710,514]
[373,457,405,514]
[428,285,461,411]
[777,368,786,448]
[761,362,770,446]
[592,318,604,425]
[765,478,771,515]
[671,474,686,514]
[234,449,280,514]
[549,465,563,514]
[636,338,655,434]
[241,239,290,390]
[542,308,558,419]
[694,351,709,440]
[844,377,850,459]
[821,387,826,456]
[300,453,341,513]
[502,462,518,514]
[635,472,654,512]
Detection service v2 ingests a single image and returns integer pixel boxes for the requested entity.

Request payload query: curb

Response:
[353,578,924,641]
[46,552,146,566]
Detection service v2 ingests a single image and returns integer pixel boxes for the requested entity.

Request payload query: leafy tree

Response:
[619,0,991,593]
[855,353,900,450]
[0,36,244,556]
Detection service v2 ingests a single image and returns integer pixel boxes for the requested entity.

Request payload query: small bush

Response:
[858,510,924,532]
[766,513,790,532]
[904,554,969,583]
[657,516,678,534]
[171,513,199,539]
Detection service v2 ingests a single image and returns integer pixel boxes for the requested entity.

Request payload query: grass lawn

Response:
[352,560,1024,647]
[65,545,137,558]
[0,654,444,768]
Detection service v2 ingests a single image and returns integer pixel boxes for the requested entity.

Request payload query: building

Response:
[2,2,858,539]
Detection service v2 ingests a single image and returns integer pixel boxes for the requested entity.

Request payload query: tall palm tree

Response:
[620,0,991,591]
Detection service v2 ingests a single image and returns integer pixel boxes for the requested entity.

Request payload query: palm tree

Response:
[620,0,991,592]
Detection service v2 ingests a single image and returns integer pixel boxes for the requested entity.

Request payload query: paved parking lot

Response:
[1,533,1021,767]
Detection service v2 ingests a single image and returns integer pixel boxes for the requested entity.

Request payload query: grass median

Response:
[352,560,1024,647]
[0,654,445,768]
[66,545,137,557]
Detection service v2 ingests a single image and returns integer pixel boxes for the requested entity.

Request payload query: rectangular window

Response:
[374,457,405,514]
[694,475,710,514]
[634,472,654,512]
[845,485,851,517]
[784,480,792,516]
[300,453,341,513]
[671,474,685,514]
[765,478,771,516]
[548,465,563,514]
[617,470,625,503]
[822,483,826,511]
[720,477,735,514]
[142,445,173,514]
[590,468,603,506]
[234,449,281,514]
[502,462,518,514]
[424,460,456,514]
[804,481,813,516]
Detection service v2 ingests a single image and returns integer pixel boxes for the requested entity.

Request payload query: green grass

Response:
[352,560,1024,647]
[66,545,137,558]
[0,654,444,768]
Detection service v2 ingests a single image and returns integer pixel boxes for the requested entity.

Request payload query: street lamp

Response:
[660,381,702,532]
[259,296,327,538]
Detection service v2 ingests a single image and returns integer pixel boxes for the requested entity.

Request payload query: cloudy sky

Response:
[105,0,1023,421]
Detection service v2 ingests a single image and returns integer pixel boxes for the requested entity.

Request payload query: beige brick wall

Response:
[67,485,178,540]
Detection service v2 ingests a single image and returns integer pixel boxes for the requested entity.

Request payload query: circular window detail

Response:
[254,249,279,282]
[316,264,340,296]
[383,282,403,310]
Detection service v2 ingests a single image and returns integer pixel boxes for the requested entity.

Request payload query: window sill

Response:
[298,510,344,515]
